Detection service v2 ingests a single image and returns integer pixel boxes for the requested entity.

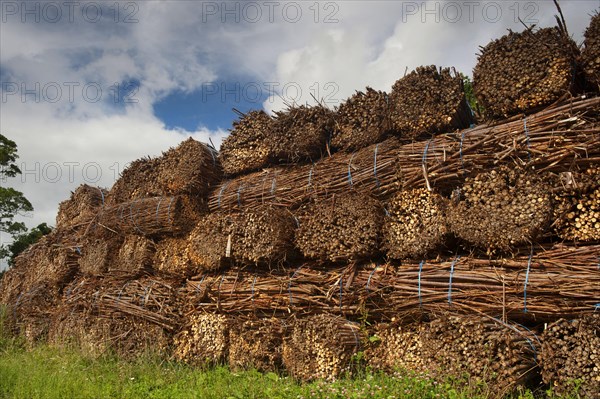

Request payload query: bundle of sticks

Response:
[97,196,198,237]
[107,138,221,204]
[448,166,553,253]
[0,230,80,300]
[153,236,193,276]
[383,188,448,259]
[539,315,600,398]
[218,110,274,176]
[389,65,473,138]
[56,184,107,229]
[181,244,600,322]
[173,313,230,365]
[209,97,600,211]
[552,167,600,242]
[187,206,297,271]
[473,27,580,118]
[332,87,391,151]
[583,13,600,89]
[282,314,361,381]
[295,192,384,263]
[228,316,288,372]
[268,104,335,164]
[60,274,181,332]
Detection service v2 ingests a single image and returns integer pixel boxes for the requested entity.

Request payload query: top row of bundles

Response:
[219,20,600,176]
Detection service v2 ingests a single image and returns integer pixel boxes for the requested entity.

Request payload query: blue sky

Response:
[0,1,599,259]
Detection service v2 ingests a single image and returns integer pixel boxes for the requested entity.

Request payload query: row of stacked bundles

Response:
[2,14,600,398]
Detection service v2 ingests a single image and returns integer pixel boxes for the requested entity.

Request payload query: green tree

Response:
[0,134,49,267]
[0,134,33,236]
[0,223,52,266]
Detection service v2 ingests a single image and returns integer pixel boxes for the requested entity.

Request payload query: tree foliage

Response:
[0,223,52,266]
[0,134,46,266]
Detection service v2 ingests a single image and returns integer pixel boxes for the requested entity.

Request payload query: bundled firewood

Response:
[78,230,123,276]
[3,281,59,346]
[389,66,473,139]
[107,138,221,204]
[552,167,600,242]
[173,313,230,365]
[97,196,199,237]
[364,245,600,322]
[59,274,181,332]
[181,264,357,316]
[182,245,600,322]
[228,317,288,372]
[295,192,384,263]
[56,184,107,229]
[383,188,448,259]
[365,322,429,373]
[153,236,194,276]
[113,235,156,274]
[332,88,391,151]
[448,166,553,253]
[539,315,600,398]
[0,231,80,301]
[473,27,580,118]
[49,306,173,358]
[209,97,600,211]
[219,110,274,176]
[187,206,297,271]
[583,13,600,89]
[267,104,335,164]
[209,138,401,211]
[425,316,538,397]
[282,314,361,381]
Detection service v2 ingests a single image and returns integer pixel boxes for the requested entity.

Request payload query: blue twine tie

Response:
[347,154,356,186]
[366,264,378,292]
[524,247,533,313]
[418,260,425,308]
[373,144,380,188]
[448,256,460,305]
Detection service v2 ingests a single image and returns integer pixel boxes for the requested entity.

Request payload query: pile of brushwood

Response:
[2,18,600,398]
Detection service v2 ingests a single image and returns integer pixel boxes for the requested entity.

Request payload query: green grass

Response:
[0,309,582,399]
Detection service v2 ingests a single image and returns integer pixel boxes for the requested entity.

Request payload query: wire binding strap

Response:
[339,275,344,312]
[524,247,533,313]
[373,144,380,188]
[166,197,174,225]
[418,260,425,308]
[251,276,257,305]
[366,264,378,292]
[448,256,460,305]
[237,185,244,207]
[155,197,163,223]
[422,140,433,191]
[308,165,314,187]
[288,265,302,307]
[217,183,228,209]
[524,117,531,161]
[271,178,277,195]
[129,200,145,235]
[595,304,600,312]
[75,247,82,255]
[459,132,466,173]
[347,153,356,186]
[99,188,105,207]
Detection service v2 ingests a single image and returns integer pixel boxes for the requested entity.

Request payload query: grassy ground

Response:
[0,311,582,399]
